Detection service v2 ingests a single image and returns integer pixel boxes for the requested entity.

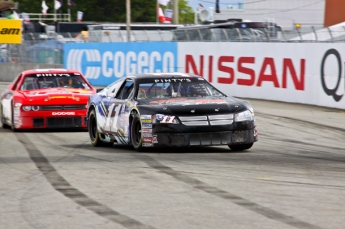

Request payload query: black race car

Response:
[87,73,258,151]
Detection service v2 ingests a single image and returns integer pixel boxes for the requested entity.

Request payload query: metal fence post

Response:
[326,27,334,42]
[236,28,242,42]
[221,28,229,42]
[311,26,318,41]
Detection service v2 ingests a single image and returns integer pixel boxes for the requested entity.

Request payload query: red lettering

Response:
[208,56,213,83]
[186,55,204,77]
[282,59,305,90]
[237,57,255,86]
[256,58,280,88]
[218,56,234,84]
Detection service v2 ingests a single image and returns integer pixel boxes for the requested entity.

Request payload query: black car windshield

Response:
[20,74,91,90]
[137,77,225,99]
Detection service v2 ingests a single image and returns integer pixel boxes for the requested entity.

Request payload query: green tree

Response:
[16,0,194,24]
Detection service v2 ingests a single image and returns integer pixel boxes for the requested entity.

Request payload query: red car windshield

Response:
[20,74,91,90]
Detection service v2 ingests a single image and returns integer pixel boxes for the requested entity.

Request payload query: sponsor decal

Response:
[320,49,344,102]
[152,135,158,143]
[142,128,152,133]
[154,78,191,83]
[140,115,152,119]
[0,20,22,44]
[143,137,152,142]
[185,54,305,90]
[64,42,177,85]
[141,119,152,123]
[52,112,75,115]
[36,73,71,77]
[143,133,152,137]
[142,143,153,147]
[142,123,152,128]
[45,96,80,101]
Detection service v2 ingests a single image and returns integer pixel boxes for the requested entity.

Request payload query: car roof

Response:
[21,68,82,75]
[127,72,201,79]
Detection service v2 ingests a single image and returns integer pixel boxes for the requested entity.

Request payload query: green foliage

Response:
[15,0,194,24]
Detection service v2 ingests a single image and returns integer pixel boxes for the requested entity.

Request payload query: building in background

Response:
[212,0,325,31]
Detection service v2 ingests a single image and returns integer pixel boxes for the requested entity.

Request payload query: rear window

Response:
[20,73,91,90]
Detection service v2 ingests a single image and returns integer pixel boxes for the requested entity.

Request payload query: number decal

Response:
[160,116,175,123]
[111,104,122,132]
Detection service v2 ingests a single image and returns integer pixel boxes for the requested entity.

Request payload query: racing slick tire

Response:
[0,104,9,129]
[229,143,253,151]
[131,113,143,151]
[88,109,113,147]
[11,103,17,131]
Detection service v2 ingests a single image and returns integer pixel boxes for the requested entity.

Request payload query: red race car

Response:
[0,68,96,130]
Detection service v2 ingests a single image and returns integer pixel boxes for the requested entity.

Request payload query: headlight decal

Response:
[22,106,40,111]
[22,105,31,111]
[152,114,180,124]
[235,110,253,122]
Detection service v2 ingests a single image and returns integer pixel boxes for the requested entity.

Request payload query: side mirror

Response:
[96,88,104,93]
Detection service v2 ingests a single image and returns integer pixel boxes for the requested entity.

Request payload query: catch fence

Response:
[1,25,345,64]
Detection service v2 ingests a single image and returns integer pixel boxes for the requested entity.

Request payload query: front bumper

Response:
[144,129,257,147]
[14,110,88,129]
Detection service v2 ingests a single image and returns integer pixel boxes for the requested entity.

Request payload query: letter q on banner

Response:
[77,11,83,22]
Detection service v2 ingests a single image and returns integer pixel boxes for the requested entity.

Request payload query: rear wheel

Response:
[88,109,112,147]
[229,143,253,151]
[131,113,143,151]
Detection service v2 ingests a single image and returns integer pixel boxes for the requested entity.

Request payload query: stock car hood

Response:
[19,88,94,105]
[139,97,247,115]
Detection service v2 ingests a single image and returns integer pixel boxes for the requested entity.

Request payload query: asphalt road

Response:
[0,82,345,229]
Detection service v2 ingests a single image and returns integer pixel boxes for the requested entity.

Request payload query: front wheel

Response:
[130,113,143,151]
[11,104,17,131]
[88,109,112,147]
[0,104,9,129]
[228,143,253,151]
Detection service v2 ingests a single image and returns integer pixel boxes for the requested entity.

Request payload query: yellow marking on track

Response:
[257,177,273,181]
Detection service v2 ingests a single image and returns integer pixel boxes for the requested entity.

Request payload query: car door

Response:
[103,79,134,137]
[98,79,125,131]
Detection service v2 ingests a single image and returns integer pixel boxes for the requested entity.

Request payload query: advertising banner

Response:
[63,41,344,109]
[64,42,178,86]
[0,20,22,44]
[178,42,345,109]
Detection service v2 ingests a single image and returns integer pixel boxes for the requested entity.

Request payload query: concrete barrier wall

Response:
[0,63,63,82]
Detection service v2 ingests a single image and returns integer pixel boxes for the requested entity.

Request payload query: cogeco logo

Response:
[321,49,344,102]
[66,49,175,79]
[52,112,75,115]
[67,49,101,79]
[0,28,20,35]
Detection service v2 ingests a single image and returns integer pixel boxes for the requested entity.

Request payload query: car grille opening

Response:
[46,117,82,128]
[189,132,231,146]
[33,118,44,127]
[178,114,234,126]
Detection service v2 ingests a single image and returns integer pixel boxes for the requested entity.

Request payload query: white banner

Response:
[77,11,83,22]
[178,42,345,109]
[158,0,170,6]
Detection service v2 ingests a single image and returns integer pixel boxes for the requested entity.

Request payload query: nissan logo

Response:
[320,49,344,102]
